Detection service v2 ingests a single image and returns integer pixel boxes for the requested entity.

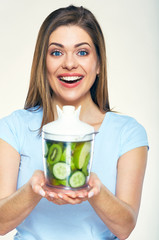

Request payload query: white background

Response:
[0,0,158,239]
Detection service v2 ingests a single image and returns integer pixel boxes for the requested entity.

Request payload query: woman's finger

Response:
[33,184,46,197]
[46,191,85,205]
[58,194,84,205]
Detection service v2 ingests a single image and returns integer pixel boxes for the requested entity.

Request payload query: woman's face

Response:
[46,25,99,106]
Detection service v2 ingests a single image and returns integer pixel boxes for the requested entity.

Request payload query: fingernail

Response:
[78,195,84,198]
[39,189,45,197]
[88,191,94,198]
[48,192,55,198]
[58,194,63,199]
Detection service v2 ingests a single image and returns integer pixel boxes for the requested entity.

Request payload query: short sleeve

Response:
[0,112,21,153]
[119,118,149,157]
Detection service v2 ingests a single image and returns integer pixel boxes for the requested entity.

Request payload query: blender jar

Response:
[42,105,95,190]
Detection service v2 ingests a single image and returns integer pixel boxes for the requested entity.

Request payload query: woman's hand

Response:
[30,171,102,205]
[30,170,46,198]
[44,172,102,205]
[87,172,102,198]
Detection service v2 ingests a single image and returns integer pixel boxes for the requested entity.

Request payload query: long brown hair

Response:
[24,5,110,129]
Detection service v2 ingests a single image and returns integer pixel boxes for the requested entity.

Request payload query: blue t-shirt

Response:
[0,108,148,240]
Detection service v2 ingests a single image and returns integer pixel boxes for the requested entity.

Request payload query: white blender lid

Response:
[42,105,94,141]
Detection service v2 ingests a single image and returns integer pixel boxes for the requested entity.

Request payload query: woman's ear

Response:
[96,61,100,75]
[96,65,100,75]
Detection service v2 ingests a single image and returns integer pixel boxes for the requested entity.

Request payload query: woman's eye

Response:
[78,50,88,56]
[51,50,62,56]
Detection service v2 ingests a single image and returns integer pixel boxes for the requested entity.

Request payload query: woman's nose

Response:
[62,53,78,70]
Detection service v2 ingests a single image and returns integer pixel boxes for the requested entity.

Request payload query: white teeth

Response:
[59,76,82,81]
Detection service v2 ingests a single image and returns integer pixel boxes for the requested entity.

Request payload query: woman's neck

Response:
[51,94,106,131]
[51,92,93,119]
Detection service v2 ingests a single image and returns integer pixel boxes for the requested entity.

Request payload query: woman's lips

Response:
[57,74,84,88]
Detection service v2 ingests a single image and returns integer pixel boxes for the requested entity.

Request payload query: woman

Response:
[0,5,148,240]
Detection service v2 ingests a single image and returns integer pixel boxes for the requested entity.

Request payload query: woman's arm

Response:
[0,139,43,235]
[0,139,89,235]
[88,146,147,240]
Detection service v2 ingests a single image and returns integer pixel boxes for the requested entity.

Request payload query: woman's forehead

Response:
[48,25,94,47]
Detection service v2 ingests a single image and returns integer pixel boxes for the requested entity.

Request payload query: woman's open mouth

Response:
[59,76,83,84]
[57,74,84,88]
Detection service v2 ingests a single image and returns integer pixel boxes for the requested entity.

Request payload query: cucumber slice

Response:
[53,162,71,180]
[69,171,86,188]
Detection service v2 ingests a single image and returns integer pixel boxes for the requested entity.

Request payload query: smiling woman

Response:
[24,5,109,129]
[46,25,99,105]
[0,5,148,240]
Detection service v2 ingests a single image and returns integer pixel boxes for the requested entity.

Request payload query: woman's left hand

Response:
[87,172,101,198]
[43,172,101,205]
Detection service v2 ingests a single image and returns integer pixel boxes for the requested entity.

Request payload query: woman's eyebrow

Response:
[48,42,91,48]
[75,42,91,48]
[48,42,63,48]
